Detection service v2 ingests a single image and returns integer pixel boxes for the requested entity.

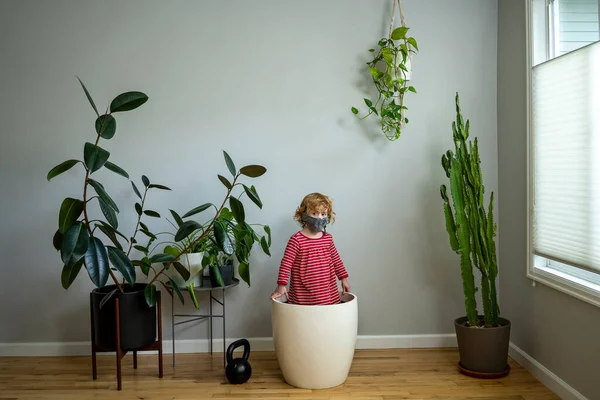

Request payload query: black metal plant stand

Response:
[166,276,239,368]
[90,291,163,391]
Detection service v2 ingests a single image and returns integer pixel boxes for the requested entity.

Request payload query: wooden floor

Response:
[0,348,558,399]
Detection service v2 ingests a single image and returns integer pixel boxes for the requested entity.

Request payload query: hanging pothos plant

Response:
[352,0,419,142]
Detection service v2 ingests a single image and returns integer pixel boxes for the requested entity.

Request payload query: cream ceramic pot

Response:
[271,292,358,389]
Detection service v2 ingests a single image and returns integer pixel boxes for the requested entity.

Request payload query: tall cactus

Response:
[440,93,499,328]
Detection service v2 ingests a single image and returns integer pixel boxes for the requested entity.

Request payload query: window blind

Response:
[532,41,600,273]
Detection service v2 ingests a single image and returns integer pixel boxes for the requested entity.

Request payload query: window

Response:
[527,0,600,307]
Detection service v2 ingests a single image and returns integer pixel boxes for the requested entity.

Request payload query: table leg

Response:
[171,288,175,368]
[209,291,213,355]
[223,290,226,367]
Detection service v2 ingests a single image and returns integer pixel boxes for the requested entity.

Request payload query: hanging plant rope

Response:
[352,0,419,141]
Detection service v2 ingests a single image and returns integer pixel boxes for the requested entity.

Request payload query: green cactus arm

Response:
[450,160,478,327]
[441,185,459,252]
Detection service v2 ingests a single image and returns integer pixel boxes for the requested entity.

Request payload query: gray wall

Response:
[498,1,600,399]
[0,0,498,343]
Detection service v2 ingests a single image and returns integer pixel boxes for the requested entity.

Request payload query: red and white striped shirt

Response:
[277,231,349,305]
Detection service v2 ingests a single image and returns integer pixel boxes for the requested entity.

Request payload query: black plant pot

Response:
[209,263,233,287]
[454,316,511,378]
[91,283,156,351]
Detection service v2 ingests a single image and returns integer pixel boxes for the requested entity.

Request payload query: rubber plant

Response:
[138,151,272,297]
[48,78,270,308]
[440,93,499,328]
[351,0,419,141]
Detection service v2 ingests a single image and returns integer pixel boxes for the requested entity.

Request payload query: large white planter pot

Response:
[271,292,358,389]
[170,252,204,287]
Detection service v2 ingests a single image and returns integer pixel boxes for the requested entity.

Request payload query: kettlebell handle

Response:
[226,338,251,365]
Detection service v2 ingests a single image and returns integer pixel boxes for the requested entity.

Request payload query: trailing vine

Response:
[352,0,418,141]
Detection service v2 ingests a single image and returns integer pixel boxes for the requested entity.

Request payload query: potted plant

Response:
[47,78,184,351]
[164,154,273,289]
[351,0,419,141]
[440,93,510,378]
[48,79,271,353]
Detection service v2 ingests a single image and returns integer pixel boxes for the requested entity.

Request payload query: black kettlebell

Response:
[225,338,252,384]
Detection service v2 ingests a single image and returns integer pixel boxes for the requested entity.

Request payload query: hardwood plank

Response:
[0,348,559,399]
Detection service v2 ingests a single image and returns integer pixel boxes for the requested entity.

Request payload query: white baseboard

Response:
[509,342,588,400]
[0,334,457,357]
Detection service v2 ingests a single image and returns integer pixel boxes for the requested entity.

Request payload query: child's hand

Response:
[270,284,287,299]
[341,278,351,294]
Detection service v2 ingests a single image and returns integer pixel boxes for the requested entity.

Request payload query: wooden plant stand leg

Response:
[115,298,123,391]
[158,291,164,378]
[133,351,137,369]
[90,294,97,381]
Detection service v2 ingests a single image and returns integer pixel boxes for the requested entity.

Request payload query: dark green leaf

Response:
[61,222,90,265]
[47,160,80,181]
[220,207,233,221]
[84,142,110,174]
[131,181,142,200]
[58,198,84,234]
[83,237,109,287]
[260,236,271,256]
[223,150,236,176]
[218,174,232,189]
[391,26,409,40]
[133,245,148,253]
[53,229,63,251]
[140,229,157,239]
[264,225,272,246]
[239,165,266,178]
[243,184,262,209]
[407,37,419,51]
[364,98,373,107]
[95,114,117,139]
[182,203,212,218]
[144,283,157,307]
[135,203,142,216]
[142,175,150,187]
[148,184,171,190]
[175,220,202,241]
[95,223,123,251]
[99,289,117,309]
[173,261,191,282]
[214,222,234,255]
[110,91,149,113]
[77,77,99,117]
[61,259,83,289]
[107,246,135,286]
[170,209,184,227]
[133,259,151,276]
[351,107,359,115]
[238,261,250,286]
[168,278,185,304]
[408,86,417,93]
[97,220,128,243]
[99,198,118,229]
[368,48,375,52]
[144,210,160,218]
[150,253,176,264]
[229,197,245,225]
[210,265,225,287]
[140,221,149,231]
[103,161,129,179]
[88,179,119,212]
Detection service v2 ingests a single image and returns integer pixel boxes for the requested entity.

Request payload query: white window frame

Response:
[526,0,600,309]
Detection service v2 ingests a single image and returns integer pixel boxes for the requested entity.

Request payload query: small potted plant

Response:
[440,93,511,378]
[351,0,419,142]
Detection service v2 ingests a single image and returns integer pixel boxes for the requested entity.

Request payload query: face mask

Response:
[302,213,328,233]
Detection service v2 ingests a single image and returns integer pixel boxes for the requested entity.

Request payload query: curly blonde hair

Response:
[294,192,336,226]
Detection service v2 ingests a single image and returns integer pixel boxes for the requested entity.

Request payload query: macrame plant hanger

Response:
[389,0,411,117]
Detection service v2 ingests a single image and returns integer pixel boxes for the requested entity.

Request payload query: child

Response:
[270,192,351,305]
